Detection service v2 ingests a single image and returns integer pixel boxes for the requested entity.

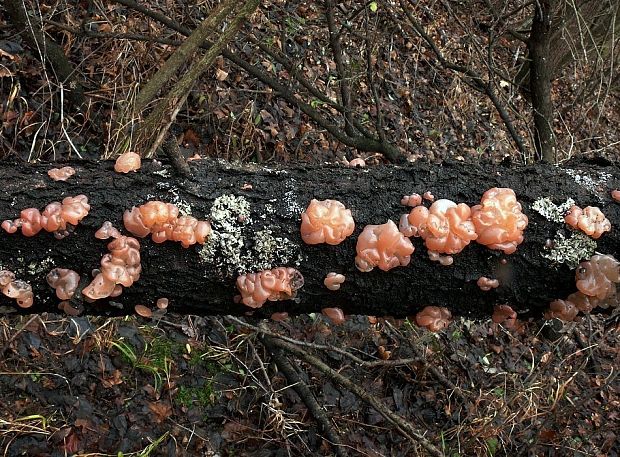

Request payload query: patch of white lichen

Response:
[199,194,301,276]
[542,231,597,268]
[563,168,612,197]
[532,197,575,223]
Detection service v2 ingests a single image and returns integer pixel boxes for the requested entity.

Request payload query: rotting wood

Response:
[0,158,618,318]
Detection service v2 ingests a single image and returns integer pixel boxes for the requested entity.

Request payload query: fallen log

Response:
[0,158,618,318]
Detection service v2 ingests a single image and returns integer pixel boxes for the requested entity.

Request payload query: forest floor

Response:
[0,312,618,456]
[0,0,619,455]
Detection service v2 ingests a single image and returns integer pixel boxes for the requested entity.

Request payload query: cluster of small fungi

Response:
[47,166,76,181]
[0,270,33,308]
[124,201,211,247]
[546,254,619,321]
[2,195,90,239]
[235,267,304,309]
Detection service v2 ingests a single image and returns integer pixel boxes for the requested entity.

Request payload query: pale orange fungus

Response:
[114,151,141,173]
[404,199,477,255]
[156,298,169,309]
[428,251,453,266]
[415,306,452,332]
[544,299,579,322]
[477,276,499,291]
[575,254,619,300]
[0,271,34,309]
[492,304,517,328]
[82,236,141,300]
[564,205,611,239]
[355,220,414,272]
[123,201,211,247]
[612,190,620,203]
[135,304,153,318]
[423,191,434,202]
[300,199,355,245]
[46,268,80,300]
[236,267,304,309]
[95,221,121,240]
[324,272,346,291]
[348,158,366,168]
[322,307,346,325]
[401,194,422,207]
[47,166,76,181]
[1,195,90,239]
[471,188,528,254]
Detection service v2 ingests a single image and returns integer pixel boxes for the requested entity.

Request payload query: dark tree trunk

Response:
[529,0,557,162]
[0,159,618,319]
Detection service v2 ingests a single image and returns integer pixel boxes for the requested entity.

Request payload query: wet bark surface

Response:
[0,158,618,318]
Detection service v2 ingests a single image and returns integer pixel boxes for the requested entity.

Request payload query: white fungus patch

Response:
[542,231,597,268]
[152,169,171,177]
[532,197,575,223]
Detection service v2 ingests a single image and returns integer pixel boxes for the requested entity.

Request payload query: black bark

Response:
[0,159,618,318]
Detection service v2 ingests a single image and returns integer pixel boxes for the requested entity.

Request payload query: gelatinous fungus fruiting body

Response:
[471,188,528,254]
[545,254,620,321]
[322,307,346,325]
[612,190,620,203]
[492,304,517,328]
[114,151,142,173]
[47,268,80,300]
[82,236,142,300]
[47,166,76,181]
[0,270,34,308]
[124,201,211,247]
[95,221,122,240]
[415,306,452,332]
[236,267,304,309]
[1,195,90,239]
[300,199,355,245]
[401,199,477,256]
[323,272,346,290]
[355,220,414,272]
[401,194,422,207]
[477,276,500,291]
[564,205,611,239]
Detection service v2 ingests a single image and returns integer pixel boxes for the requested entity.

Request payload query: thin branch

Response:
[266,336,444,457]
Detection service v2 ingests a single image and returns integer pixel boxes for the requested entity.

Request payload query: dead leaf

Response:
[215,68,229,81]
[147,401,172,423]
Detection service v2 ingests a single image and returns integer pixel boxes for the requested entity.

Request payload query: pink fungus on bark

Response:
[46,268,80,300]
[47,166,76,181]
[95,221,121,240]
[477,276,499,291]
[575,254,619,300]
[300,199,355,245]
[471,188,528,254]
[564,205,611,239]
[123,201,211,247]
[355,220,414,272]
[236,267,304,309]
[423,191,434,202]
[401,194,422,207]
[1,273,34,308]
[114,151,141,173]
[324,272,346,290]
[612,190,620,203]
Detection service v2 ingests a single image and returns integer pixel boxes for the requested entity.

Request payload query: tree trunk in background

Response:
[529,0,557,162]
[0,159,618,318]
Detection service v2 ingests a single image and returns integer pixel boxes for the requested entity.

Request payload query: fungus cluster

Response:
[477,276,499,291]
[545,254,619,321]
[236,267,304,309]
[471,188,528,254]
[492,304,517,328]
[400,199,477,262]
[564,205,611,239]
[300,199,355,245]
[124,201,211,247]
[46,268,80,300]
[82,236,142,300]
[322,307,345,325]
[0,270,33,308]
[47,166,76,181]
[415,306,452,332]
[401,194,422,207]
[2,195,90,239]
[114,151,141,173]
[612,190,620,203]
[324,272,346,290]
[355,220,414,272]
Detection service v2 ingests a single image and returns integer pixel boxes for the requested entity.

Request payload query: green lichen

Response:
[542,231,597,268]
[532,197,575,223]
